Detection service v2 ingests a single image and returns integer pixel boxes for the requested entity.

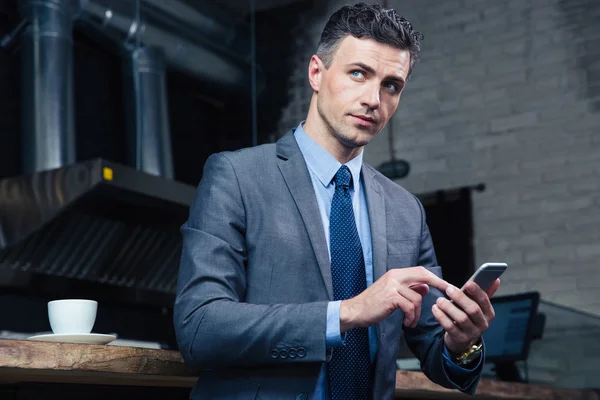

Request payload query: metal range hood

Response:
[0,159,196,306]
[0,0,262,306]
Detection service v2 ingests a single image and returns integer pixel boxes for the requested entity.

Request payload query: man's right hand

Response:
[339,266,449,332]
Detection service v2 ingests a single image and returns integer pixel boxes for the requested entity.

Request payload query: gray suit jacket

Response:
[174,130,482,399]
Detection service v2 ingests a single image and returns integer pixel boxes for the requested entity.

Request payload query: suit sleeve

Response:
[402,195,483,395]
[173,153,329,369]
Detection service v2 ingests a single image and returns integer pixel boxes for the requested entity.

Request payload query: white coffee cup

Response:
[48,299,98,335]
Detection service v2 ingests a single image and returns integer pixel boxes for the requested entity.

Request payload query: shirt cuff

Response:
[441,342,483,390]
[326,301,345,348]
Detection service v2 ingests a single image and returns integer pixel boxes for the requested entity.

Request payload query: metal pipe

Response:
[123,46,174,179]
[20,0,76,174]
[0,18,28,49]
[139,0,238,47]
[75,0,262,92]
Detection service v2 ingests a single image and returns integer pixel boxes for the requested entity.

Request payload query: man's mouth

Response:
[351,115,376,126]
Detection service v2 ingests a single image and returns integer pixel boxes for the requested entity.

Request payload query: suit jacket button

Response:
[297,347,306,358]
[296,393,307,400]
[270,349,279,359]
[289,348,297,359]
[279,349,288,359]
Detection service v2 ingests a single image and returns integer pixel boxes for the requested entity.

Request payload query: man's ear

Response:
[308,55,324,92]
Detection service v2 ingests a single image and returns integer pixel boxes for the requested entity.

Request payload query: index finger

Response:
[397,267,449,292]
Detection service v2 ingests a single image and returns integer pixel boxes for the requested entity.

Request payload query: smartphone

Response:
[461,262,507,292]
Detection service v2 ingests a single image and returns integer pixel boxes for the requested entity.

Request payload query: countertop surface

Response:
[0,339,598,399]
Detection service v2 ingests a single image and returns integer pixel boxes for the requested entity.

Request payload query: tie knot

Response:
[333,165,352,189]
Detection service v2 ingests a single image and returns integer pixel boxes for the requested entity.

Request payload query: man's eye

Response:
[351,70,365,79]
[386,83,399,92]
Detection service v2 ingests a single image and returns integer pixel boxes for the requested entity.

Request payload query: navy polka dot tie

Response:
[327,165,373,400]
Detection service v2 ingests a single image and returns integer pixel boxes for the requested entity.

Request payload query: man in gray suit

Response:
[174,3,500,399]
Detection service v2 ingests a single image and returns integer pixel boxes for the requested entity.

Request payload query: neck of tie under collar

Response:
[333,165,352,190]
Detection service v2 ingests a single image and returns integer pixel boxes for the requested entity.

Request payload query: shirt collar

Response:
[294,121,363,189]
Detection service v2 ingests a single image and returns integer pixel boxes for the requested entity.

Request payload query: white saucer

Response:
[26,333,117,345]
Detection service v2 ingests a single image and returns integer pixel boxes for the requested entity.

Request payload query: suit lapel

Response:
[362,166,387,282]
[362,166,388,392]
[277,131,334,300]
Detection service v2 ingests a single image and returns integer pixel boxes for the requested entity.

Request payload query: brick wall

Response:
[277,0,600,315]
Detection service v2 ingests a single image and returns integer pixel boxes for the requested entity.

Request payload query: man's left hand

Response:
[431,279,501,354]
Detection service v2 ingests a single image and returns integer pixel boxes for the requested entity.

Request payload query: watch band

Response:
[453,341,483,366]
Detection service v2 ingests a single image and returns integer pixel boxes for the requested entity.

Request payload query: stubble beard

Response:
[318,103,374,150]
[334,124,372,149]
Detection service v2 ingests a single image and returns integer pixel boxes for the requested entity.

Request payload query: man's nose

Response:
[360,83,380,110]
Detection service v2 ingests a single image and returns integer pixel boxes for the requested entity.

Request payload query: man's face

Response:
[314,36,411,149]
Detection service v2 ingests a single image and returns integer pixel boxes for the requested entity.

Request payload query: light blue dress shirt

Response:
[293,122,480,399]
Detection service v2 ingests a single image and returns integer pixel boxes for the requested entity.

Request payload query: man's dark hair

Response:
[317,2,423,78]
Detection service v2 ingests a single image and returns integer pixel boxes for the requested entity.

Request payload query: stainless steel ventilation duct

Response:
[123,46,174,179]
[135,0,240,49]
[74,0,263,91]
[21,0,76,174]
[18,0,262,176]
[72,0,264,177]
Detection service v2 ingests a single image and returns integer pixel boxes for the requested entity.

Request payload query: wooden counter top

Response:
[0,339,195,387]
[393,370,600,399]
[0,339,598,399]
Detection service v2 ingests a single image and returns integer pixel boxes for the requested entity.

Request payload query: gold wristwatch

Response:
[452,341,483,366]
